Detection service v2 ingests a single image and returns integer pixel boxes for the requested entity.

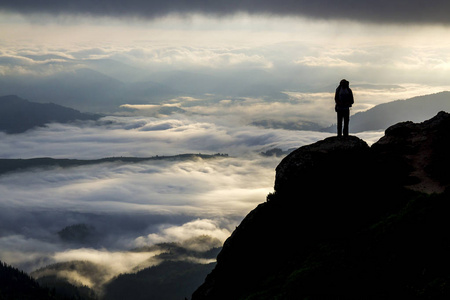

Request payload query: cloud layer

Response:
[0,115,332,158]
[0,114,384,274]
[0,155,271,272]
[2,0,450,24]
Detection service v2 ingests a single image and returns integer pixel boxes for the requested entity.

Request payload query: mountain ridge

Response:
[323,91,450,132]
[253,91,450,133]
[0,261,61,300]
[0,153,229,175]
[192,111,450,299]
[0,95,102,133]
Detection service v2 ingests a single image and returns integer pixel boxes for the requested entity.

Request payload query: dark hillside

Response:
[0,261,58,300]
[104,261,215,300]
[0,95,101,133]
[323,91,450,132]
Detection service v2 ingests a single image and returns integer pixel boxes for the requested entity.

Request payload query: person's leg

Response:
[337,111,343,137]
[343,109,350,137]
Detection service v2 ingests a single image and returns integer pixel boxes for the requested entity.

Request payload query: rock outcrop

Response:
[373,111,450,193]
[192,112,450,300]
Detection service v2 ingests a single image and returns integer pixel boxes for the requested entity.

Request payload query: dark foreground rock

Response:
[193,111,450,300]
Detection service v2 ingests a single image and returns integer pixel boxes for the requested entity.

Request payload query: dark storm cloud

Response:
[1,0,450,24]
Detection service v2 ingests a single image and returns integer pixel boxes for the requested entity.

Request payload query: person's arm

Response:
[335,87,340,104]
[349,89,354,106]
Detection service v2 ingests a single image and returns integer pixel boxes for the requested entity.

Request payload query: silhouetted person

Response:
[335,79,354,137]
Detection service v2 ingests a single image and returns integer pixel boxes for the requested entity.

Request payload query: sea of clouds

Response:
[0,114,384,279]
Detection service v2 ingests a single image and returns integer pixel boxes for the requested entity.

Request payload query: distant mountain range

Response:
[0,95,101,133]
[0,153,228,175]
[3,89,449,135]
[323,91,450,132]
[252,91,450,133]
[0,68,182,112]
[0,64,290,113]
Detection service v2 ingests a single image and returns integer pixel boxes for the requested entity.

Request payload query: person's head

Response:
[340,79,349,88]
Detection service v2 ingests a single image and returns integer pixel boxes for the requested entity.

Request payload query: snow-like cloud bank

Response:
[0,115,355,272]
[0,106,386,267]
[0,115,333,158]
[0,112,386,300]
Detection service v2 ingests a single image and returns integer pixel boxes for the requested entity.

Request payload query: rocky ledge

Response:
[193,111,450,300]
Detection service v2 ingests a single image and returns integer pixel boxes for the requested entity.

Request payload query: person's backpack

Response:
[338,87,353,107]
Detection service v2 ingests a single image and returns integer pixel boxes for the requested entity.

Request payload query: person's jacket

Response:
[335,86,354,110]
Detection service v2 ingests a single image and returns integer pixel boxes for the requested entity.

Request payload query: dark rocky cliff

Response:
[192,111,450,299]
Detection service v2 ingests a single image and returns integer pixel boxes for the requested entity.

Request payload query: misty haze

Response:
[1,1,450,299]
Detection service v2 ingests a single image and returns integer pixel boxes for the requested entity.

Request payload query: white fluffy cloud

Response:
[134,219,231,247]
[0,115,330,158]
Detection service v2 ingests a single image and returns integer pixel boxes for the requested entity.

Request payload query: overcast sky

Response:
[2,2,450,117]
[2,0,450,24]
[2,13,450,123]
